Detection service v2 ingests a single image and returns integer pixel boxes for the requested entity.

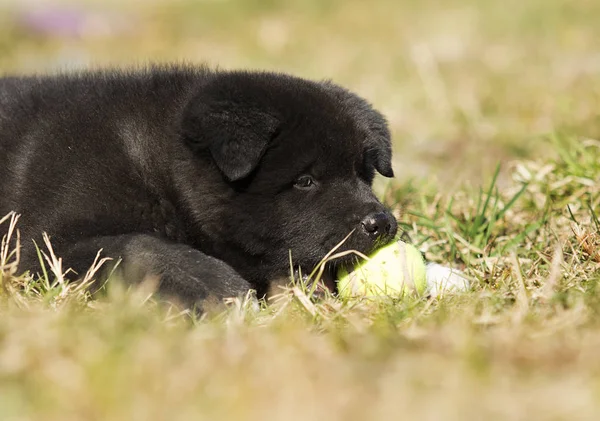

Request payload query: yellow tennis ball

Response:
[337,241,427,299]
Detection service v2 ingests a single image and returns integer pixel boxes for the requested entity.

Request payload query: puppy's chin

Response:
[265,232,396,299]
[328,234,395,264]
[266,264,338,299]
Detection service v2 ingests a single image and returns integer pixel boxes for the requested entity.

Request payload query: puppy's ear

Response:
[362,117,394,178]
[182,94,279,182]
[321,82,394,178]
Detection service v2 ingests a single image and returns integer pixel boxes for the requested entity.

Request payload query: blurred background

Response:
[1,0,599,186]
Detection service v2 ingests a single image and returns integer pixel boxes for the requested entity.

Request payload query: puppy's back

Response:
[0,66,210,237]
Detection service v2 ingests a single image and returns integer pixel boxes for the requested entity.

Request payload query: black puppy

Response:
[0,65,397,309]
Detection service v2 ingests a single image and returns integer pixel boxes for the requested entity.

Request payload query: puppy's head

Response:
[181,71,397,293]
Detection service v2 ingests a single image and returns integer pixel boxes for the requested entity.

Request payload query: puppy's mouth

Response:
[293,264,338,295]
[290,234,396,297]
[305,234,395,295]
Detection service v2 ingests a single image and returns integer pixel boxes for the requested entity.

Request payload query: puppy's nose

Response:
[361,211,397,239]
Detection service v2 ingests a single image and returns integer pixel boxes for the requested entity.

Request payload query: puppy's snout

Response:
[361,211,397,239]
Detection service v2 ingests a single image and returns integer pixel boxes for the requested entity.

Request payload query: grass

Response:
[1,138,599,421]
[2,0,600,419]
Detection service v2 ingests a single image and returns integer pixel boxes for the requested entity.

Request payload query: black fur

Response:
[0,65,397,310]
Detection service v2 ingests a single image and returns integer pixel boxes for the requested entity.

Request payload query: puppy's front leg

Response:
[59,234,253,310]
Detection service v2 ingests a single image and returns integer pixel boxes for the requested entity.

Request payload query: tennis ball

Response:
[337,240,427,299]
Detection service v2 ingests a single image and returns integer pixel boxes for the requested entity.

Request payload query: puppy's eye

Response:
[294,175,316,190]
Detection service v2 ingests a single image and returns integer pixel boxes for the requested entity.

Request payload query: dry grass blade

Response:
[572,223,600,263]
[510,252,529,324]
[0,212,21,278]
[292,286,317,316]
[307,229,357,281]
[76,249,113,295]
[541,244,564,300]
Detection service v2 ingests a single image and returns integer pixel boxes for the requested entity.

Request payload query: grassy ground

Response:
[1,0,600,420]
